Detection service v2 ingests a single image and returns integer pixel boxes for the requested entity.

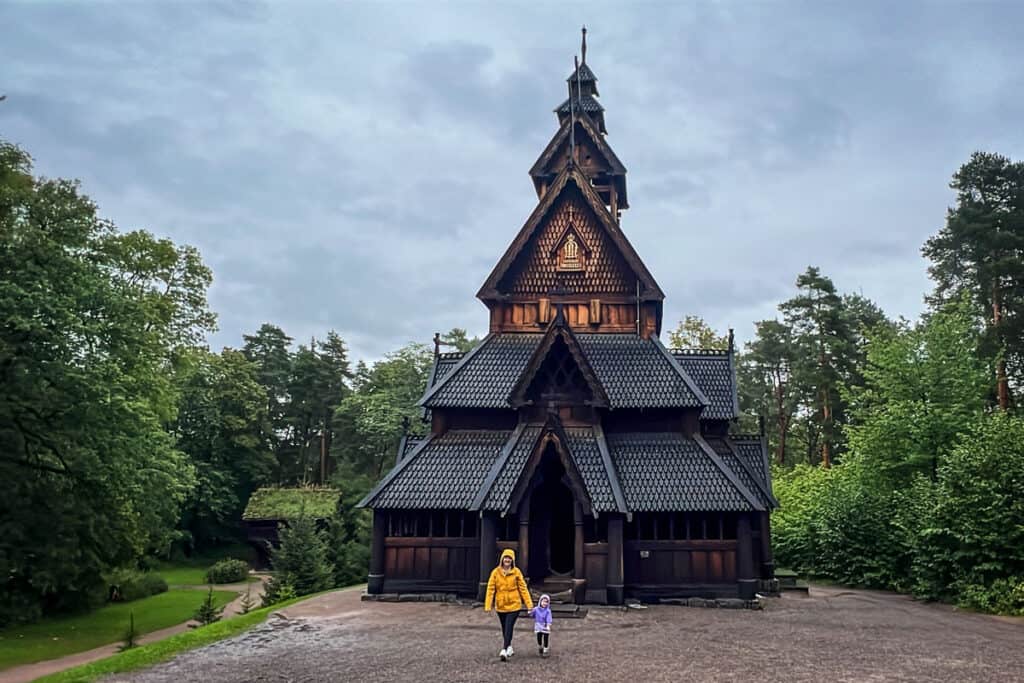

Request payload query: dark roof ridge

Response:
[718,436,778,508]
[417,333,496,407]
[592,422,628,514]
[651,336,710,407]
[356,432,438,508]
[470,422,530,511]
[692,433,765,512]
[671,348,730,357]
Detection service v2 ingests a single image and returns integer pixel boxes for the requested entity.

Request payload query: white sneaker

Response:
[507,645,514,657]
[543,646,550,656]
[499,648,508,661]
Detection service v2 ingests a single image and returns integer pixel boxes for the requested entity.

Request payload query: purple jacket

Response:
[532,594,552,633]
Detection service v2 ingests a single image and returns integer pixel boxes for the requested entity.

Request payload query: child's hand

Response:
[527,608,534,615]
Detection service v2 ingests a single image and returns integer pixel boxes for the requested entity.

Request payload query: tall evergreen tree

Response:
[739,319,798,464]
[923,151,1024,411]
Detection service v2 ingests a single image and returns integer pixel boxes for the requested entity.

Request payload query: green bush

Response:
[106,569,168,603]
[204,559,249,584]
[957,578,1024,616]
[260,579,297,607]
[771,414,1024,615]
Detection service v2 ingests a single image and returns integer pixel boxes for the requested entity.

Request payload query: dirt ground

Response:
[109,585,1024,683]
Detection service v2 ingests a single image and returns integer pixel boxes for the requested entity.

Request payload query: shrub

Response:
[957,578,1024,616]
[205,559,249,584]
[261,579,298,607]
[190,587,225,627]
[106,569,168,603]
[264,515,333,599]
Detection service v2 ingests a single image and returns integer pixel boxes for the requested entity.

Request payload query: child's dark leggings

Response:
[536,631,549,648]
[497,611,518,648]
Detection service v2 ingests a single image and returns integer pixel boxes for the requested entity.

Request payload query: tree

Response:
[262,515,333,601]
[332,343,433,479]
[739,320,798,464]
[923,151,1024,411]
[190,587,225,627]
[667,315,729,350]
[173,349,275,550]
[780,267,857,466]
[0,140,207,623]
[243,323,294,469]
[844,299,988,482]
[285,333,352,484]
[438,327,481,353]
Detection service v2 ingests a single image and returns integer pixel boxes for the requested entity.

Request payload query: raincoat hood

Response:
[499,548,516,568]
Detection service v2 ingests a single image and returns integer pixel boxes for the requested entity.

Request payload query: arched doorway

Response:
[527,443,576,581]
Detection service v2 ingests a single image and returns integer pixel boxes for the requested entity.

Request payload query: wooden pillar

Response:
[607,514,624,605]
[368,509,387,594]
[759,512,775,579]
[573,503,584,580]
[478,514,497,601]
[736,513,757,600]
[518,507,530,582]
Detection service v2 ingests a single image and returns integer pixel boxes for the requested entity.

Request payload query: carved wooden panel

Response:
[497,189,635,296]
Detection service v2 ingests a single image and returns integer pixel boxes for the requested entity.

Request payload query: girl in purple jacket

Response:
[529,594,552,656]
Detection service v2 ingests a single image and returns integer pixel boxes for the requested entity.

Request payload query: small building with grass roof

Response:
[243,487,341,565]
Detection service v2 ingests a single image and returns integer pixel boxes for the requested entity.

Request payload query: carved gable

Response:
[497,187,635,296]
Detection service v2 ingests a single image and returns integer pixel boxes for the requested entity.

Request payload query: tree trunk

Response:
[821,392,832,468]
[993,283,1011,411]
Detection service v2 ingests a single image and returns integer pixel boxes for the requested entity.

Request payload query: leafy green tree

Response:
[667,315,729,350]
[332,343,432,478]
[923,151,1024,411]
[844,299,988,482]
[913,414,1024,601]
[0,140,206,623]
[174,349,275,550]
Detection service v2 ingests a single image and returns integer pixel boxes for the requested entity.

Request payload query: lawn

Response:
[156,562,259,586]
[0,589,236,671]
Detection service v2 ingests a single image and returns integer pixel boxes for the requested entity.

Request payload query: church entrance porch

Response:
[526,444,576,582]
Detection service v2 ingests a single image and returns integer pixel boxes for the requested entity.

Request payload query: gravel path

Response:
[108,585,1024,683]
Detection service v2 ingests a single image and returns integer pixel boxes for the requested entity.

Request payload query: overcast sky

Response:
[3,2,1023,362]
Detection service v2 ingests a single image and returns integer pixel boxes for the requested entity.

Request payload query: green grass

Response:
[0,589,235,671]
[155,563,258,587]
[242,486,339,521]
[35,589,349,683]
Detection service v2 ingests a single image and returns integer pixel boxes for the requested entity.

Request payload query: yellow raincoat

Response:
[484,548,533,613]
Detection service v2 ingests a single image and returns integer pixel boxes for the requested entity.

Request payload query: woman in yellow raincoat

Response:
[484,548,533,661]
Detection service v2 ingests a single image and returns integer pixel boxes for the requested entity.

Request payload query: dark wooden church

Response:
[359,31,776,604]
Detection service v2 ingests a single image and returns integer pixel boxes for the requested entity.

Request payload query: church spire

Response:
[557,27,604,133]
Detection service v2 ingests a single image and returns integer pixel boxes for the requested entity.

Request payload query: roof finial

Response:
[581,25,587,64]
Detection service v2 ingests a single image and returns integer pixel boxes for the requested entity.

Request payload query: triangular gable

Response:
[529,114,626,178]
[477,164,663,301]
[508,315,609,409]
[505,413,595,517]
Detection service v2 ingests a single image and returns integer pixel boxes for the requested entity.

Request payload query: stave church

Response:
[359,30,776,604]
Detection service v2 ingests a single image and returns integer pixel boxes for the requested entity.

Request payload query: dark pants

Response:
[536,631,549,648]
[496,610,519,649]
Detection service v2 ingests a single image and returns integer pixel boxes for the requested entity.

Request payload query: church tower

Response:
[360,30,776,607]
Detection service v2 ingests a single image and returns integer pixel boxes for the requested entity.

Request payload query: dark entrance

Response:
[527,445,576,581]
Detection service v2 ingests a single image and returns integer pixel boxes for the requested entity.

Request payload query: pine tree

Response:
[265,515,333,599]
[118,611,137,651]
[191,587,225,627]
